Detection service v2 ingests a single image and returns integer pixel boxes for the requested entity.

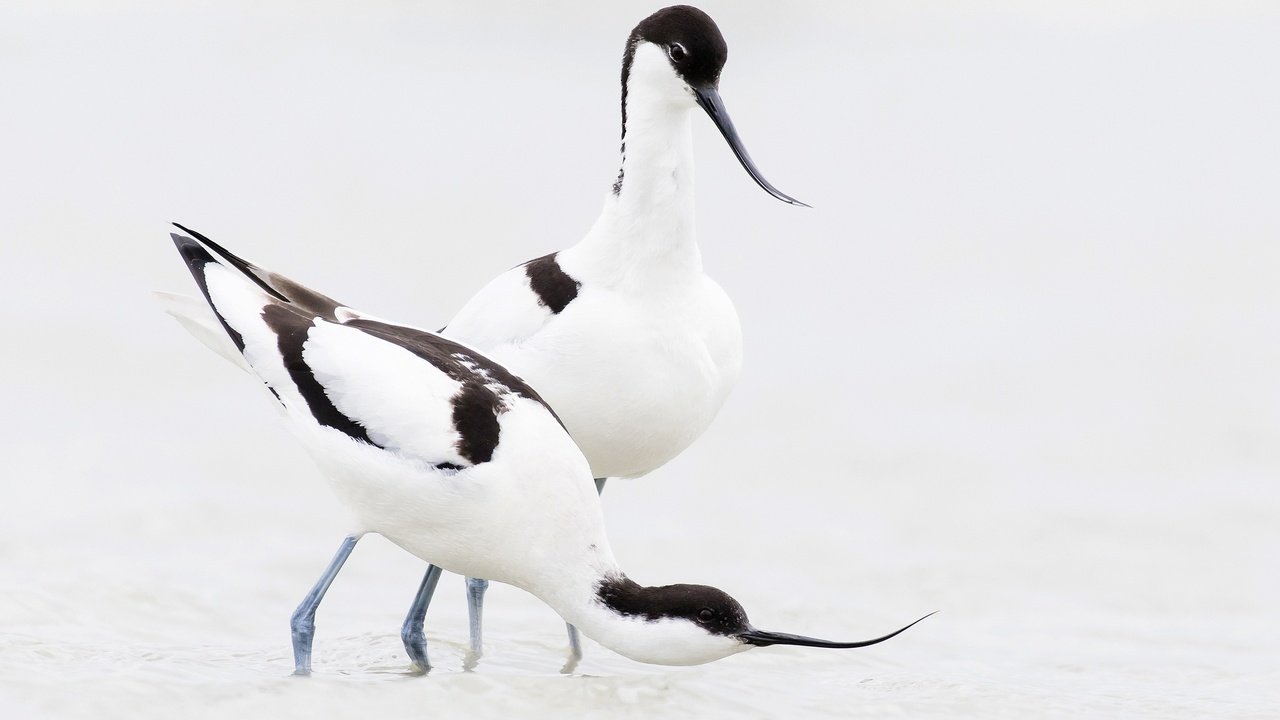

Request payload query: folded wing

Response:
[169,227,561,471]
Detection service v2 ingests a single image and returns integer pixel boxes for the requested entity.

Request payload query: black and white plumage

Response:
[172,226,557,473]
[160,5,818,667]
[431,6,810,656]
[165,228,931,671]
[443,6,803,485]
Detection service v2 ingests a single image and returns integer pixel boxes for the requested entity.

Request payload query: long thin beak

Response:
[692,86,809,208]
[738,611,936,648]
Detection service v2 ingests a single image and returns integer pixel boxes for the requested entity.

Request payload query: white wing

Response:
[445,253,581,349]
[170,228,564,471]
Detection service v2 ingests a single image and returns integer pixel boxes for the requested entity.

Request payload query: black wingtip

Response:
[172,222,206,246]
[172,221,204,240]
[171,230,214,267]
[169,222,288,303]
[167,225,254,355]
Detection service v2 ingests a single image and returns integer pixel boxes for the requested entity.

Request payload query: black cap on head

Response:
[598,576,752,636]
[615,5,808,206]
[631,5,728,89]
[597,575,935,651]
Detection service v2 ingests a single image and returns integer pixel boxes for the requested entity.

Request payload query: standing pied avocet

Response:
[427,4,808,664]
[165,229,930,671]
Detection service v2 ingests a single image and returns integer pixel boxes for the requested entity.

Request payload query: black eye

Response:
[697,608,714,623]
[668,43,688,62]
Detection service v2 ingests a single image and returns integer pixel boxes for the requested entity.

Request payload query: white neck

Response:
[517,553,648,659]
[570,43,703,287]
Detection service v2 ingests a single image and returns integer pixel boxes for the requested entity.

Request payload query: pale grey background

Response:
[2,2,1278,718]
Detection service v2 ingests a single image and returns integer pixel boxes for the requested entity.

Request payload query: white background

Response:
[2,2,1277,717]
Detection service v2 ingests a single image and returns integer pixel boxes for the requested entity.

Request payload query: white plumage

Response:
[445,43,749,480]
[161,5,854,669]
[166,229,930,671]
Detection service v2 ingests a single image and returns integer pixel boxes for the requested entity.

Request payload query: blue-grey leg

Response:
[401,564,443,671]
[396,477,609,672]
[398,571,488,666]
[290,535,359,676]
[465,576,490,658]
[562,477,609,672]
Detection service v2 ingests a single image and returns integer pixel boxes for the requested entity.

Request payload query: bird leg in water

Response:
[400,478,611,672]
[398,569,488,669]
[464,576,490,662]
[400,564,443,672]
[562,477,609,672]
[290,535,359,676]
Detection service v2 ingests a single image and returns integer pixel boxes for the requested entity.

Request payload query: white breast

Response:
[447,263,742,480]
[442,42,745,480]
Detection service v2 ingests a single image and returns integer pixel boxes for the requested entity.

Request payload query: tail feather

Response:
[154,290,251,373]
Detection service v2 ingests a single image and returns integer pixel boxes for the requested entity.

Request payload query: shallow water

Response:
[4,2,1280,718]
[3,433,1277,718]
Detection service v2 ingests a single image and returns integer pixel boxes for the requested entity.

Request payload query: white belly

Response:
[463,280,742,479]
[287,402,607,587]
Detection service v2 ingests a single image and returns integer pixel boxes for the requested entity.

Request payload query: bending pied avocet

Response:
[165,229,931,671]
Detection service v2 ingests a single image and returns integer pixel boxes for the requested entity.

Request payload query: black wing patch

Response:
[524,253,581,314]
[449,383,502,464]
[261,304,376,446]
[345,318,567,462]
[171,225,561,468]
[345,320,552,408]
[256,306,514,466]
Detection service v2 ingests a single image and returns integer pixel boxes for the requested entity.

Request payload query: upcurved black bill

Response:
[738,611,936,648]
[693,86,809,208]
